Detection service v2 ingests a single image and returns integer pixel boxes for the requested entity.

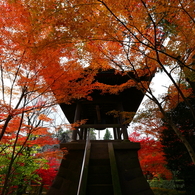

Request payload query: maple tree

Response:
[0,1,98,193]
[79,0,195,164]
[34,157,60,194]
[161,97,195,194]
[129,132,172,180]
[0,35,63,193]
[0,103,62,194]
[0,1,195,193]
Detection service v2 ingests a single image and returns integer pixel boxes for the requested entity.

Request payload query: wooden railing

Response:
[77,130,91,195]
[77,139,122,195]
[108,142,122,195]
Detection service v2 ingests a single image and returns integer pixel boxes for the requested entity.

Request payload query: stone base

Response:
[47,140,154,195]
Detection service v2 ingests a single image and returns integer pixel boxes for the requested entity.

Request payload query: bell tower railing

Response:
[77,130,91,195]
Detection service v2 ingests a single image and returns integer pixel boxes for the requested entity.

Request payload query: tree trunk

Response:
[169,120,195,165]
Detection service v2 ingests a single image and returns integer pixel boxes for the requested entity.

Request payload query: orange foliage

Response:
[0,0,195,171]
[2,0,193,111]
[38,114,52,122]
[27,136,58,147]
[68,119,88,130]
[166,84,193,109]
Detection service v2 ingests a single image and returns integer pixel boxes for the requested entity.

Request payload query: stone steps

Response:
[86,142,114,195]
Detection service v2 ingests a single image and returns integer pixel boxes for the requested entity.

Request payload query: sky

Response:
[127,70,173,135]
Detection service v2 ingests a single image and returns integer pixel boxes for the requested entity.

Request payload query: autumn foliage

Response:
[129,132,172,180]
[0,110,61,194]
[35,158,60,187]
[0,0,195,194]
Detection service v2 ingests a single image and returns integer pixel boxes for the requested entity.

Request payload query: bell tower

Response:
[47,69,154,195]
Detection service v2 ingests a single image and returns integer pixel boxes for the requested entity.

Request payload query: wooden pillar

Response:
[84,128,87,140]
[122,126,128,140]
[113,127,118,140]
[72,128,78,141]
[117,127,122,140]
[80,128,84,140]
[72,102,81,141]
[118,102,128,140]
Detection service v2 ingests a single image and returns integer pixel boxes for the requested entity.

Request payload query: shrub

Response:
[148,179,185,190]
[151,187,186,195]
